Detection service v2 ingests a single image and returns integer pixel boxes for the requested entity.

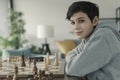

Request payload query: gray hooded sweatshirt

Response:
[65,21,120,80]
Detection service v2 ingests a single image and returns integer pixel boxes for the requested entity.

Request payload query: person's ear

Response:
[92,16,99,26]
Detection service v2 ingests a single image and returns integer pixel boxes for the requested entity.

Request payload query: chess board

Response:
[0,60,65,79]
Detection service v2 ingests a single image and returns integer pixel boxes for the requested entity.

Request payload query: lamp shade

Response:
[37,25,54,39]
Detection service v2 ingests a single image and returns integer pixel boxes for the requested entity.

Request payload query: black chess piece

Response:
[21,52,26,67]
[33,64,38,75]
[6,75,12,80]
[38,70,42,80]
[33,74,39,80]
[49,72,54,80]
[41,70,46,80]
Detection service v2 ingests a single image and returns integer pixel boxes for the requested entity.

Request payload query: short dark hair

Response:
[66,1,99,22]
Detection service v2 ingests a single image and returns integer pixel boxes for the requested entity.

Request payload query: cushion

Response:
[2,48,31,60]
[56,40,77,57]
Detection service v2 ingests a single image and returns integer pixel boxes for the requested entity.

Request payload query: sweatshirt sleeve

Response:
[65,39,85,64]
[65,29,112,77]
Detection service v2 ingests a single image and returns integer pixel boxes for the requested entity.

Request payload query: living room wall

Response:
[0,0,120,51]
[0,0,9,37]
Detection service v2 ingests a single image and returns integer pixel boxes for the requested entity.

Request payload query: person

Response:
[65,1,120,80]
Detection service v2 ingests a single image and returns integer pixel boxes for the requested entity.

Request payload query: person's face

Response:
[70,12,98,39]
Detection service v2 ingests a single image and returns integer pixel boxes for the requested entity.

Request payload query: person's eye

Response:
[70,21,75,25]
[78,20,85,23]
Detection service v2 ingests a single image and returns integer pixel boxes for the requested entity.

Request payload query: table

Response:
[0,59,65,80]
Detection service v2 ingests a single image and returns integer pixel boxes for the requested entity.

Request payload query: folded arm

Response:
[65,30,112,77]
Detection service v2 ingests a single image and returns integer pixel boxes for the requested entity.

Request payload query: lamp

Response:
[37,25,54,55]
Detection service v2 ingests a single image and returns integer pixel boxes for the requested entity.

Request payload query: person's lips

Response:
[75,31,83,36]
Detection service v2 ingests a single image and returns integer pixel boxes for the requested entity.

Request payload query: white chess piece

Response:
[12,65,18,80]
[53,53,59,66]
[44,57,48,71]
[46,52,51,65]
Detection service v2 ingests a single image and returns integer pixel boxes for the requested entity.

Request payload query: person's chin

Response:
[77,35,83,39]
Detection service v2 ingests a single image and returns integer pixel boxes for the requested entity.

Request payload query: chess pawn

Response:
[28,56,31,67]
[12,74,17,80]
[11,56,13,62]
[41,70,46,80]
[55,53,58,59]
[6,75,12,80]
[44,58,48,71]
[16,56,19,62]
[28,78,34,80]
[13,65,18,80]
[44,57,47,64]
[33,64,38,75]
[49,72,54,80]
[13,56,15,62]
[38,70,42,79]
[41,77,46,80]
[33,59,37,66]
[33,74,39,80]
[54,58,59,66]
[46,72,53,80]
[8,56,11,63]
[53,53,59,66]
[14,65,18,75]
[46,52,51,65]
[44,63,49,71]
[38,70,46,80]
[0,60,2,68]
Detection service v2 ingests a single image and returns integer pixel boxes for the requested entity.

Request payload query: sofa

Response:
[2,48,31,61]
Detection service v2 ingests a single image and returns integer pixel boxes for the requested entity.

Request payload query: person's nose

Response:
[74,23,80,30]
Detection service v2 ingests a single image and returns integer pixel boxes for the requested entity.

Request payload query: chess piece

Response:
[20,52,26,67]
[44,57,49,71]
[12,75,17,80]
[8,56,11,63]
[33,63,38,75]
[6,75,12,80]
[53,53,59,66]
[33,74,39,80]
[41,70,45,76]
[33,59,37,66]
[38,70,42,79]
[13,65,18,80]
[41,70,46,80]
[45,72,54,80]
[16,56,19,62]
[11,56,13,62]
[28,56,31,67]
[28,78,34,80]
[0,59,2,69]
[37,70,47,80]
[46,52,51,65]
[13,56,15,62]
[49,72,54,80]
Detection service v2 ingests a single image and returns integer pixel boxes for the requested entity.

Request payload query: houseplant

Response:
[9,9,27,49]
[0,9,27,50]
